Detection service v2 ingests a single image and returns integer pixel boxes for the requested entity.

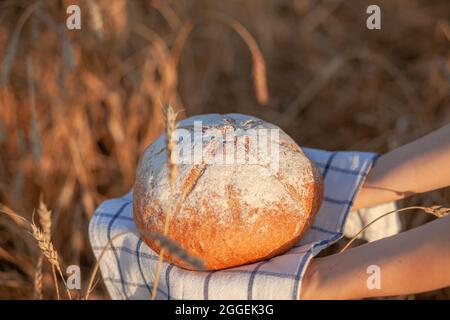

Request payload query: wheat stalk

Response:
[51,265,60,300]
[206,13,269,105]
[340,205,450,253]
[151,104,179,300]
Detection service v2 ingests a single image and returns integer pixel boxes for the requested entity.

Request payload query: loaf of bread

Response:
[134,113,323,270]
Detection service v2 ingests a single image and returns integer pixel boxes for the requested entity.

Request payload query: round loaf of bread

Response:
[134,113,323,270]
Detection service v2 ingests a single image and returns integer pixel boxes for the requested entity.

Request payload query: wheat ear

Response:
[340,205,450,253]
[31,223,72,299]
[33,195,52,299]
[37,195,52,235]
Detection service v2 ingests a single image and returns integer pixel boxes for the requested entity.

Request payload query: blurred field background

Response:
[0,0,449,299]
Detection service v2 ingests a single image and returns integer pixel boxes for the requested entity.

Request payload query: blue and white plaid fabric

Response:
[89,148,380,300]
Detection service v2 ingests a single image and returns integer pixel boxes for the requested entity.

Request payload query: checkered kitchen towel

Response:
[89,148,381,300]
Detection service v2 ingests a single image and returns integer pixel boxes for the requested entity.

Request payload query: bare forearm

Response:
[353,124,450,210]
[300,215,450,299]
